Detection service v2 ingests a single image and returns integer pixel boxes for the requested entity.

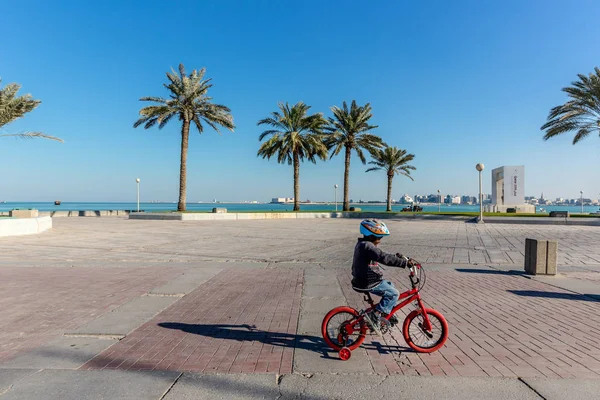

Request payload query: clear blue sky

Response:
[2,0,599,202]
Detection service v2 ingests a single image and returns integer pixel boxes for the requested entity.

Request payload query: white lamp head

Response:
[476,163,484,172]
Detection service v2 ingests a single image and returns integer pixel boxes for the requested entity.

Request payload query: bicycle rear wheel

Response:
[321,306,367,351]
[402,308,448,353]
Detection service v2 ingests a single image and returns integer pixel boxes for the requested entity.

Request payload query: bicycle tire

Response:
[402,308,448,353]
[321,306,367,351]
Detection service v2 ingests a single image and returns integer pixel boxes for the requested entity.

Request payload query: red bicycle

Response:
[321,262,448,360]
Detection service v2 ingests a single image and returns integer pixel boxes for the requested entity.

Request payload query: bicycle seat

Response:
[352,287,372,293]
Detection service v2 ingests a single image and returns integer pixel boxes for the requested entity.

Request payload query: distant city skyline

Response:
[2,1,599,202]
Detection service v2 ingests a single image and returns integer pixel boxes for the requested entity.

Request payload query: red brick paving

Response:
[15,262,600,378]
[338,267,600,378]
[0,266,178,362]
[81,268,302,374]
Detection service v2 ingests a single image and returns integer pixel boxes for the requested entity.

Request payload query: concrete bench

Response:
[549,211,569,217]
[349,207,362,212]
[212,208,227,213]
[524,238,558,275]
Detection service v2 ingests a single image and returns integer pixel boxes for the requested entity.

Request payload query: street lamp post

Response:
[580,190,584,214]
[136,178,141,212]
[437,189,441,212]
[334,184,338,212]
[476,163,485,222]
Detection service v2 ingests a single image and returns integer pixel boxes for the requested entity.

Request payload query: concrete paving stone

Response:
[149,268,223,295]
[531,274,600,297]
[68,310,171,336]
[303,270,338,285]
[0,337,117,370]
[303,275,339,287]
[162,373,279,399]
[279,375,541,400]
[6,218,600,267]
[0,369,179,400]
[67,295,180,336]
[301,298,348,314]
[293,344,373,374]
[0,369,38,394]
[112,295,179,313]
[275,263,325,270]
[522,378,600,400]
[298,314,327,335]
[303,285,344,299]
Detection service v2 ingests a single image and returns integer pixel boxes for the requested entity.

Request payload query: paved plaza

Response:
[1,217,600,399]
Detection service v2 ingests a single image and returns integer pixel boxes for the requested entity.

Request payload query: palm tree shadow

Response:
[158,322,337,359]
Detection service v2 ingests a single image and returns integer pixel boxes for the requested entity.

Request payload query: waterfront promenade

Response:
[1,217,600,399]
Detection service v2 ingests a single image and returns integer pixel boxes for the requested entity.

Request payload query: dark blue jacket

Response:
[351,238,407,289]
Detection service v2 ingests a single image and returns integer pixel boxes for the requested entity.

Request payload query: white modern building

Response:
[485,165,535,213]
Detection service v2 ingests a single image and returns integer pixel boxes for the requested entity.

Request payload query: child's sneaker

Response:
[389,314,399,326]
[364,310,382,336]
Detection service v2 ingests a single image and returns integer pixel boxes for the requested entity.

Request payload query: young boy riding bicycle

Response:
[352,219,416,334]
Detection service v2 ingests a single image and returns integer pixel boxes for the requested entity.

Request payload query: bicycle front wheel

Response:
[321,306,367,351]
[402,308,448,353]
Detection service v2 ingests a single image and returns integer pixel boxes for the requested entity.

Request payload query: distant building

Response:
[398,194,413,204]
[271,197,294,204]
[461,195,477,205]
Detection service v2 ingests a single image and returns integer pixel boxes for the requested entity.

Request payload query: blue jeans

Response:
[369,280,399,315]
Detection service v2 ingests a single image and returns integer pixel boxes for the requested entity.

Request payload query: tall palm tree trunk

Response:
[386,172,393,212]
[343,146,351,211]
[178,120,190,212]
[293,151,300,211]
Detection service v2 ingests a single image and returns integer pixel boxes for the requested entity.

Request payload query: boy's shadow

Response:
[157,322,410,358]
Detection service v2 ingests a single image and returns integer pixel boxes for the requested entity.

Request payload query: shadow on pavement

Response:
[157,322,410,357]
[158,322,335,358]
[455,268,526,276]
[508,290,600,302]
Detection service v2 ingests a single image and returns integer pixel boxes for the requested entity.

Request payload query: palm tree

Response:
[325,100,384,211]
[366,146,416,212]
[134,64,234,211]
[257,102,328,211]
[541,67,600,144]
[0,79,62,142]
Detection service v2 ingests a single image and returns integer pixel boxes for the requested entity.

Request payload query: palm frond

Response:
[0,132,63,142]
[365,166,382,173]
[366,145,416,179]
[257,102,328,165]
[134,63,235,135]
[0,81,38,126]
[0,80,61,142]
[541,67,600,144]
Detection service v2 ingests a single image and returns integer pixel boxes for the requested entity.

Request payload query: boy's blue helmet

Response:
[360,219,390,238]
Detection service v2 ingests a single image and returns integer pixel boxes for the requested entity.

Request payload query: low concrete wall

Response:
[0,210,132,218]
[129,212,471,221]
[0,216,52,237]
[128,212,600,226]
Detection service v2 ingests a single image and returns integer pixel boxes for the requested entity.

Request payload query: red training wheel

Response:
[339,347,352,361]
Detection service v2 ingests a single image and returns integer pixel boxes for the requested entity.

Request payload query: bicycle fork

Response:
[416,296,434,335]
